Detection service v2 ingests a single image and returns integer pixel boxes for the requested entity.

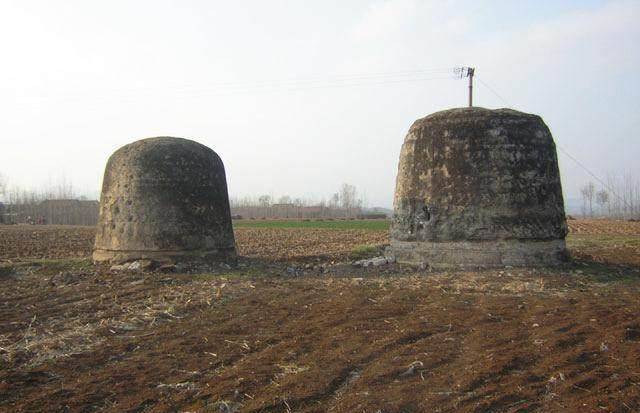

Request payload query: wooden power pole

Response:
[455,67,475,107]
[467,67,475,107]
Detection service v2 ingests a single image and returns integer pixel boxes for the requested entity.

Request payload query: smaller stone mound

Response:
[93,137,237,265]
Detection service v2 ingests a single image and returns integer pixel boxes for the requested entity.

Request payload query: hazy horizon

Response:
[1,0,639,208]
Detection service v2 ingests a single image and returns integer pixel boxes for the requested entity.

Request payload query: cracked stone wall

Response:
[93,137,236,264]
[390,107,568,267]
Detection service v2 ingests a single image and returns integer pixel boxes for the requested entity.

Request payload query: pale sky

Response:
[1,0,638,207]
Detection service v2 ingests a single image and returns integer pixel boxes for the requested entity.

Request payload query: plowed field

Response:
[0,225,388,262]
[1,220,639,413]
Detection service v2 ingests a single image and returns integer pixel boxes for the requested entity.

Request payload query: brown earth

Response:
[0,225,388,262]
[566,220,640,268]
[1,219,637,262]
[567,219,640,235]
[1,220,639,413]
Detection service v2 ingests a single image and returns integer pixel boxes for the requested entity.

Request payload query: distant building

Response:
[38,199,99,225]
[2,199,99,225]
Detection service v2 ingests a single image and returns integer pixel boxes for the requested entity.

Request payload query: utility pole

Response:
[467,67,474,107]
[455,67,475,107]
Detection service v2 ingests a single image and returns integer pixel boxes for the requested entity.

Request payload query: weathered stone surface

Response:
[390,107,568,268]
[93,137,237,264]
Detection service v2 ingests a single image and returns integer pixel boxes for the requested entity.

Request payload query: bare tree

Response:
[339,183,357,209]
[0,173,6,200]
[277,195,292,204]
[0,173,5,224]
[595,189,609,216]
[329,193,340,208]
[53,175,75,199]
[604,172,640,219]
[580,182,595,217]
[258,195,271,207]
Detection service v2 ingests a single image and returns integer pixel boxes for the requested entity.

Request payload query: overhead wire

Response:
[13,67,456,104]
[476,74,632,210]
[11,66,631,211]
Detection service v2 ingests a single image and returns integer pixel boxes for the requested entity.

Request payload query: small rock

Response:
[399,361,424,377]
[286,267,300,276]
[371,257,388,267]
[354,256,391,268]
[110,264,127,272]
[128,261,142,271]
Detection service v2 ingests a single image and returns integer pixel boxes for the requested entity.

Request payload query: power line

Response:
[144,67,455,95]
[476,75,632,209]
[476,77,510,108]
[169,74,455,98]
[13,67,455,103]
[554,146,632,210]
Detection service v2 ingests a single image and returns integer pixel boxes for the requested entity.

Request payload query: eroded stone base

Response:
[390,239,568,269]
[92,247,237,265]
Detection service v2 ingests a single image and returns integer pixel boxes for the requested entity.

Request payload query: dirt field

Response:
[1,220,639,413]
[1,219,637,264]
[0,224,389,262]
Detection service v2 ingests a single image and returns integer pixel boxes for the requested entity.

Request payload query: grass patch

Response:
[233,219,390,231]
[4,258,94,275]
[0,258,93,278]
[349,244,381,260]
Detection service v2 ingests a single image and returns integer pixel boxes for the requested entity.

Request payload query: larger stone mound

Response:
[390,107,568,268]
[93,137,237,265]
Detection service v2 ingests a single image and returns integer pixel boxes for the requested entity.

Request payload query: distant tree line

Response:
[0,174,384,224]
[579,173,640,219]
[230,183,379,219]
[0,174,97,225]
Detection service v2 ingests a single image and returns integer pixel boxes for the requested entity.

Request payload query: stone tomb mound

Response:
[93,137,237,266]
[390,107,568,268]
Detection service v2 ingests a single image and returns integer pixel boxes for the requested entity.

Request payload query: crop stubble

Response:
[0,220,639,412]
